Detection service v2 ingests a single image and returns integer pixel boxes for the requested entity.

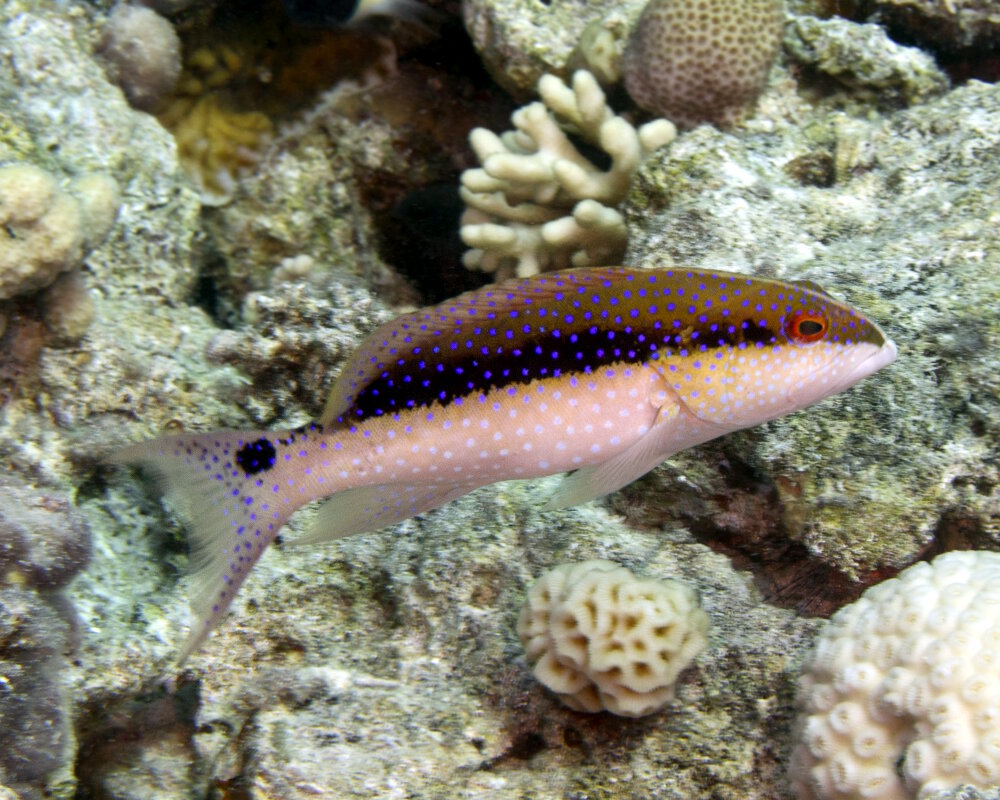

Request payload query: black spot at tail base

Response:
[236,438,277,476]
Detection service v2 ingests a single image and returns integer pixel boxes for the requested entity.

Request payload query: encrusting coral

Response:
[459,69,675,279]
[517,560,709,717]
[622,0,785,128]
[790,551,1000,800]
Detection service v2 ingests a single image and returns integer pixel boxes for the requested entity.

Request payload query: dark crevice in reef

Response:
[189,251,242,330]
[74,678,203,800]
[369,181,489,304]
[611,447,891,618]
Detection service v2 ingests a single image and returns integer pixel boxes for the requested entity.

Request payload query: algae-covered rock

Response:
[621,78,1000,580]
[784,15,949,108]
[462,0,647,98]
[864,0,1000,49]
[185,488,814,799]
[0,2,200,304]
[0,474,91,800]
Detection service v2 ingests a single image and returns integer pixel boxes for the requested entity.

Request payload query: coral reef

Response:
[99,3,182,112]
[460,70,675,278]
[565,17,631,87]
[0,164,119,300]
[42,270,97,344]
[518,560,709,717]
[1,0,999,797]
[622,0,786,128]
[462,0,647,98]
[153,0,414,206]
[204,274,393,422]
[0,476,92,590]
[621,77,1000,581]
[790,551,1000,799]
[926,789,1000,800]
[0,586,75,798]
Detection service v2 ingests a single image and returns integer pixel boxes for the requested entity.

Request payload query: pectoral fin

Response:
[543,401,684,511]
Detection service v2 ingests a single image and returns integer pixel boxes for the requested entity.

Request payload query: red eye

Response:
[785,311,828,343]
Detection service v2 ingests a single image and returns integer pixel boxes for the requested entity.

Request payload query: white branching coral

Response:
[790,550,1000,800]
[460,70,675,279]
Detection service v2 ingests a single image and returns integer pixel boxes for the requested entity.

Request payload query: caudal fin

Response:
[111,430,297,663]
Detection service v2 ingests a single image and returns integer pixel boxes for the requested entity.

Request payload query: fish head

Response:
[651,271,897,429]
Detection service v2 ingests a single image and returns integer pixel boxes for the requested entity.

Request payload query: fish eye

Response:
[784,311,828,344]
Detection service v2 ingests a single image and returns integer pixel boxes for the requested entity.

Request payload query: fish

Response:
[114,266,896,661]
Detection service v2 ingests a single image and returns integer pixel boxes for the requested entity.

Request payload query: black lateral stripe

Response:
[338,319,771,423]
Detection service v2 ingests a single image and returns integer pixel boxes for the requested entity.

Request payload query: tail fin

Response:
[111,430,297,663]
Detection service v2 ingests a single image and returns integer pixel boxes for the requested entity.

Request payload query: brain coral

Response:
[622,0,785,128]
[517,559,709,717]
[790,550,1000,800]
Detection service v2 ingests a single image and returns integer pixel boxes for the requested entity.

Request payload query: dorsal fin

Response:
[790,279,829,297]
[319,267,636,426]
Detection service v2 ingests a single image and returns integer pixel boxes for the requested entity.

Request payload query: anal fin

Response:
[292,481,477,546]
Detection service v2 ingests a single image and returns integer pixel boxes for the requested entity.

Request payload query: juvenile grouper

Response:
[115,266,896,660]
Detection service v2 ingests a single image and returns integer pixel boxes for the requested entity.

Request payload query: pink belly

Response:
[329,364,662,489]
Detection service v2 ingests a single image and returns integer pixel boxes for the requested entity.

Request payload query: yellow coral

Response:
[160,94,273,205]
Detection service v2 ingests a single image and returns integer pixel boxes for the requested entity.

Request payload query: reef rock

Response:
[619,78,1000,585]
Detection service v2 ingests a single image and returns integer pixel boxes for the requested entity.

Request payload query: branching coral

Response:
[460,69,675,279]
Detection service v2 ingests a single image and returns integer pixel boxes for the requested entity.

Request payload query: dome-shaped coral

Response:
[791,550,1000,800]
[517,559,709,717]
[0,163,119,301]
[622,0,785,128]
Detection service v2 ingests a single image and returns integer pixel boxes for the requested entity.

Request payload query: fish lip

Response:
[827,338,898,396]
[780,338,897,410]
[859,337,898,375]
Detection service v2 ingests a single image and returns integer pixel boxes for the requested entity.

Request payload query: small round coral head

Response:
[652,271,896,429]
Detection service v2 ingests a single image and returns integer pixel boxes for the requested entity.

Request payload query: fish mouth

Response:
[825,338,898,397]
[777,338,897,414]
[850,337,897,381]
